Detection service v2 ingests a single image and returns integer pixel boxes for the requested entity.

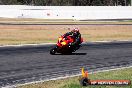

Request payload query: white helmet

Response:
[72,28,79,33]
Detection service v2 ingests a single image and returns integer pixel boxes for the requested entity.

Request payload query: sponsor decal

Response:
[79,68,131,86]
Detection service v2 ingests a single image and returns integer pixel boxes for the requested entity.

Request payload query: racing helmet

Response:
[71,28,79,33]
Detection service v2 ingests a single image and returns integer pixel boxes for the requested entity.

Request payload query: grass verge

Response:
[0,24,132,45]
[17,67,132,88]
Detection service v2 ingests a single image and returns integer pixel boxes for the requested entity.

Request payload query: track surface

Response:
[1,23,132,25]
[0,42,132,87]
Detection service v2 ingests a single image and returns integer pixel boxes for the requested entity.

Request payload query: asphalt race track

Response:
[0,41,132,87]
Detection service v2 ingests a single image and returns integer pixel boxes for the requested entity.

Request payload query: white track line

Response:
[0,43,56,48]
[0,40,132,48]
[3,65,132,88]
[1,40,132,88]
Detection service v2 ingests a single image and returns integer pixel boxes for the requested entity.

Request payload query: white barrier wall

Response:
[0,5,132,20]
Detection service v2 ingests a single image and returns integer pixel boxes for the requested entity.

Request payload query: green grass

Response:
[17,67,132,88]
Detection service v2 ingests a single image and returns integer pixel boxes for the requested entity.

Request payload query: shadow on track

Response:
[51,53,87,55]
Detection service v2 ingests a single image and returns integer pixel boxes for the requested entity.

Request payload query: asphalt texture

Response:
[0,20,132,26]
[1,23,132,25]
[0,41,132,87]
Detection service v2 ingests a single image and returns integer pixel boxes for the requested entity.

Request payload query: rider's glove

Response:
[69,43,74,46]
[64,37,68,40]
[68,43,72,46]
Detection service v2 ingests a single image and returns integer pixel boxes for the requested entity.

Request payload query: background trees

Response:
[0,0,131,6]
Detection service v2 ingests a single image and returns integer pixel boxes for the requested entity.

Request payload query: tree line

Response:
[0,0,131,6]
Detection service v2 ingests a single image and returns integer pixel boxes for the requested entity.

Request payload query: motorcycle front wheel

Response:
[50,47,57,55]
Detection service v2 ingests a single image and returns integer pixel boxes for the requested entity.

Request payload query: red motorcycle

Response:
[50,35,83,55]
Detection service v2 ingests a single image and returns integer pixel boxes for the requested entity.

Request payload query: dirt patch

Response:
[0,25,132,45]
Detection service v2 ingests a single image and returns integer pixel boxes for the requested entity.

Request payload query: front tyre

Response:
[50,48,57,55]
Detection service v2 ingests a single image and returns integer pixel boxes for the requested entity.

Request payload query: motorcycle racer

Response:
[63,28,81,49]
[50,27,83,54]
